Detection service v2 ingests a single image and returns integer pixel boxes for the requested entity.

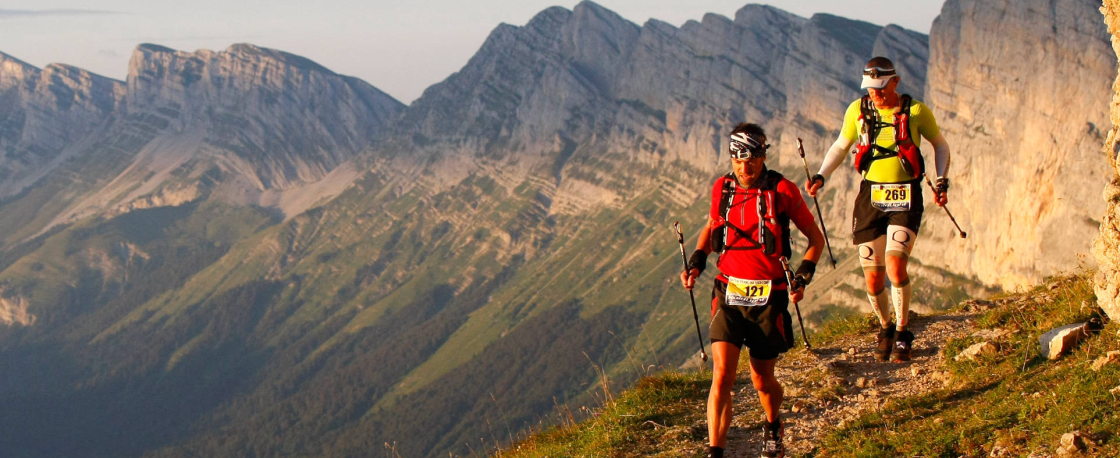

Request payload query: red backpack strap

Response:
[894,94,912,143]
[893,94,924,178]
[756,170,790,257]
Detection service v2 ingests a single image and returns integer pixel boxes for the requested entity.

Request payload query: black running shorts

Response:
[709,279,794,360]
[852,178,924,245]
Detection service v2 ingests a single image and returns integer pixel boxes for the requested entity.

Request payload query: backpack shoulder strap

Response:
[895,94,913,143]
[758,169,786,215]
[859,95,876,121]
[718,173,735,218]
[759,169,784,192]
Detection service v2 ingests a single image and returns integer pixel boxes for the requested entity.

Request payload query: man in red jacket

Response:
[682,123,824,458]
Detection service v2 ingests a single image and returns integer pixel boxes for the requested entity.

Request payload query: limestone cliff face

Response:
[126,43,404,190]
[1095,0,1120,320]
[0,43,408,239]
[914,0,1115,289]
[0,53,125,196]
[399,1,928,218]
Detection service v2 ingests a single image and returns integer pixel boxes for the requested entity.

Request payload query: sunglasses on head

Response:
[863,67,896,79]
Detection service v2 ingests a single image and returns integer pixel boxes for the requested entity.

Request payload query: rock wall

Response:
[916,0,1115,289]
[0,54,125,197]
[399,2,929,211]
[127,43,404,189]
[1095,0,1120,320]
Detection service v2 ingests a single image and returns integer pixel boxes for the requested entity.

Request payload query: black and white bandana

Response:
[729,132,769,159]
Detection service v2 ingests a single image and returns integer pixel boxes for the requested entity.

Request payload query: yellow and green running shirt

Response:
[839,97,941,183]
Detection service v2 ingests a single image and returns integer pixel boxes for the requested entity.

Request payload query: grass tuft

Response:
[498,370,711,457]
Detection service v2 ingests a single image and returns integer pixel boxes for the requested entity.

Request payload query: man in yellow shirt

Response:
[805,57,951,362]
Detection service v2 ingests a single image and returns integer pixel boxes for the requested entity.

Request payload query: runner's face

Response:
[868,77,899,105]
[732,155,766,187]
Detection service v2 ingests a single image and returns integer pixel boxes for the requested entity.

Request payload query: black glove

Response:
[810,174,825,187]
[793,260,816,290]
[935,177,949,194]
[688,250,708,276]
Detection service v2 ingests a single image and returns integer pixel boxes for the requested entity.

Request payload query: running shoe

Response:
[761,420,784,458]
[874,325,896,362]
[892,329,914,362]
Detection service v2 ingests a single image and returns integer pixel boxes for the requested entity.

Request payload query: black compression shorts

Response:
[709,278,794,360]
[852,178,924,245]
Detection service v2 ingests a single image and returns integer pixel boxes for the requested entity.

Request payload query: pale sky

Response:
[0,1,946,104]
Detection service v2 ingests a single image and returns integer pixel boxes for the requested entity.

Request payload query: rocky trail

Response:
[719,304,991,457]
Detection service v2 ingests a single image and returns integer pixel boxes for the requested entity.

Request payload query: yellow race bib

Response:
[726,277,772,307]
[870,183,912,212]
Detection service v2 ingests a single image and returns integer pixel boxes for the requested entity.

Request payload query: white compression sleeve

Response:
[929,132,951,178]
[892,280,912,329]
[817,135,854,180]
[867,288,891,328]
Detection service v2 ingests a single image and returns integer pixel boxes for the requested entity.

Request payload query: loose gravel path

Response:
[717,302,991,457]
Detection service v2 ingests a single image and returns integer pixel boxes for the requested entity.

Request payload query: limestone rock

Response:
[0,53,125,198]
[0,43,407,236]
[398,1,929,209]
[915,0,1115,289]
[955,341,999,361]
[1039,323,1090,360]
[989,444,1012,457]
[791,400,808,413]
[1060,431,1088,452]
[125,43,404,190]
[110,183,203,215]
[1096,1,1120,323]
[0,291,33,326]
[1091,350,1120,371]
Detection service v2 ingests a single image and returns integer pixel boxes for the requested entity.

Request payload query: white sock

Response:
[867,289,891,328]
[892,280,912,330]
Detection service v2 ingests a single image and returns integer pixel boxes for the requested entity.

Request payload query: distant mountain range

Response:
[0,1,1111,457]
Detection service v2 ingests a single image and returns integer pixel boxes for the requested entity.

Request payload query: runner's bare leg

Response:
[708,341,740,447]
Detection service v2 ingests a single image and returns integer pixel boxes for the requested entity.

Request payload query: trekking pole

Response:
[779,257,811,349]
[673,222,707,362]
[796,138,837,268]
[923,174,967,238]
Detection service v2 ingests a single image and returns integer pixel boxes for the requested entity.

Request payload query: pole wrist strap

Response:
[688,250,708,275]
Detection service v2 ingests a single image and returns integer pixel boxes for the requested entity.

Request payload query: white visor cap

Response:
[860,67,897,89]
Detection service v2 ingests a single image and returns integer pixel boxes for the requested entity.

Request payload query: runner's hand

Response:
[680,268,700,290]
[789,285,805,303]
[934,177,949,207]
[935,190,948,207]
[804,174,824,197]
